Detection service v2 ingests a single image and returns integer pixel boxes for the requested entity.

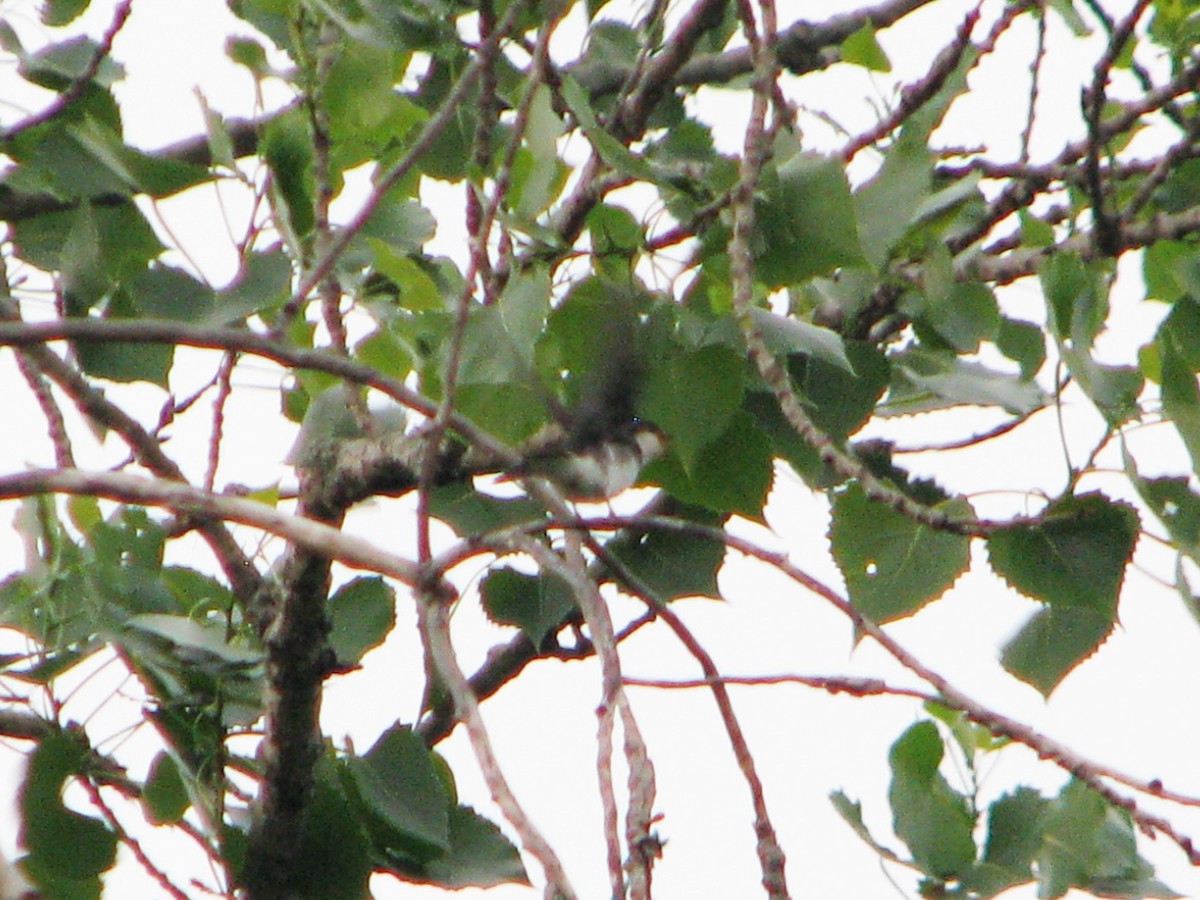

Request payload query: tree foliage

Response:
[0,0,1198,897]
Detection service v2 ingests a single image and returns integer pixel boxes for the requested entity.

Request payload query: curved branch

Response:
[616,515,1200,862]
[0,468,421,584]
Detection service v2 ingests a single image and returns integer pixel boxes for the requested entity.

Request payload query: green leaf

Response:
[854,132,933,268]
[1131,472,1200,559]
[143,752,190,825]
[829,790,902,859]
[559,74,653,182]
[512,85,566,218]
[347,725,451,859]
[753,151,868,286]
[20,36,122,89]
[67,494,102,535]
[263,107,315,242]
[454,382,550,445]
[355,329,414,380]
[130,264,215,322]
[787,341,890,440]
[996,317,1046,380]
[87,509,179,619]
[12,201,163,288]
[161,567,234,617]
[1040,252,1109,347]
[925,701,1003,759]
[360,194,436,255]
[1018,209,1056,247]
[1038,781,1178,899]
[1047,0,1091,36]
[853,45,973,264]
[840,21,891,71]
[226,35,271,75]
[638,344,744,469]
[887,722,976,879]
[1061,347,1143,426]
[889,351,1046,415]
[981,787,1048,881]
[211,249,293,323]
[744,392,835,487]
[830,484,970,623]
[369,246,442,311]
[426,482,545,536]
[41,0,91,27]
[1044,266,1144,425]
[497,268,550,366]
[20,731,117,886]
[94,137,210,198]
[411,63,473,182]
[124,614,263,671]
[152,569,223,621]
[909,170,983,236]
[419,806,529,888]
[1000,605,1115,699]
[751,308,853,372]
[647,409,773,517]
[1141,241,1193,303]
[912,273,999,354]
[588,203,643,264]
[75,329,172,385]
[1157,301,1200,474]
[328,577,396,667]
[287,756,372,900]
[286,386,364,466]
[988,493,1139,694]
[989,493,1138,608]
[454,305,533,387]
[481,568,576,645]
[200,100,237,171]
[607,505,726,601]
[321,41,410,156]
[346,0,455,52]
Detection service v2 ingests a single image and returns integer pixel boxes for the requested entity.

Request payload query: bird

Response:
[514,419,666,501]
[497,281,667,500]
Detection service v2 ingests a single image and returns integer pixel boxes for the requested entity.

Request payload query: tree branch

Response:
[0,468,420,584]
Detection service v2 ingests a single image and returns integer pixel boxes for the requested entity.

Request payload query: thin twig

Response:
[416,579,579,899]
[1018,3,1046,165]
[841,2,986,162]
[0,301,261,600]
[270,0,529,335]
[80,776,192,900]
[1082,0,1152,257]
[204,353,237,493]
[1,0,135,141]
[511,535,630,899]
[599,514,1200,856]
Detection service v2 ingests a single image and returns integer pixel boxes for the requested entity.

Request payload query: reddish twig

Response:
[1,0,135,141]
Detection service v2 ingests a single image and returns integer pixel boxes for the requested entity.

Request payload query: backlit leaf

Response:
[482,568,575,645]
[887,722,976,878]
[830,484,970,623]
[754,151,867,286]
[328,577,396,667]
[988,493,1138,694]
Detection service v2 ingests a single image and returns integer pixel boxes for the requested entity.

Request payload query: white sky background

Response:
[0,0,1199,898]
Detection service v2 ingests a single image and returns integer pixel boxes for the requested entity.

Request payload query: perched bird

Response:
[515,419,666,501]
[497,281,667,500]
